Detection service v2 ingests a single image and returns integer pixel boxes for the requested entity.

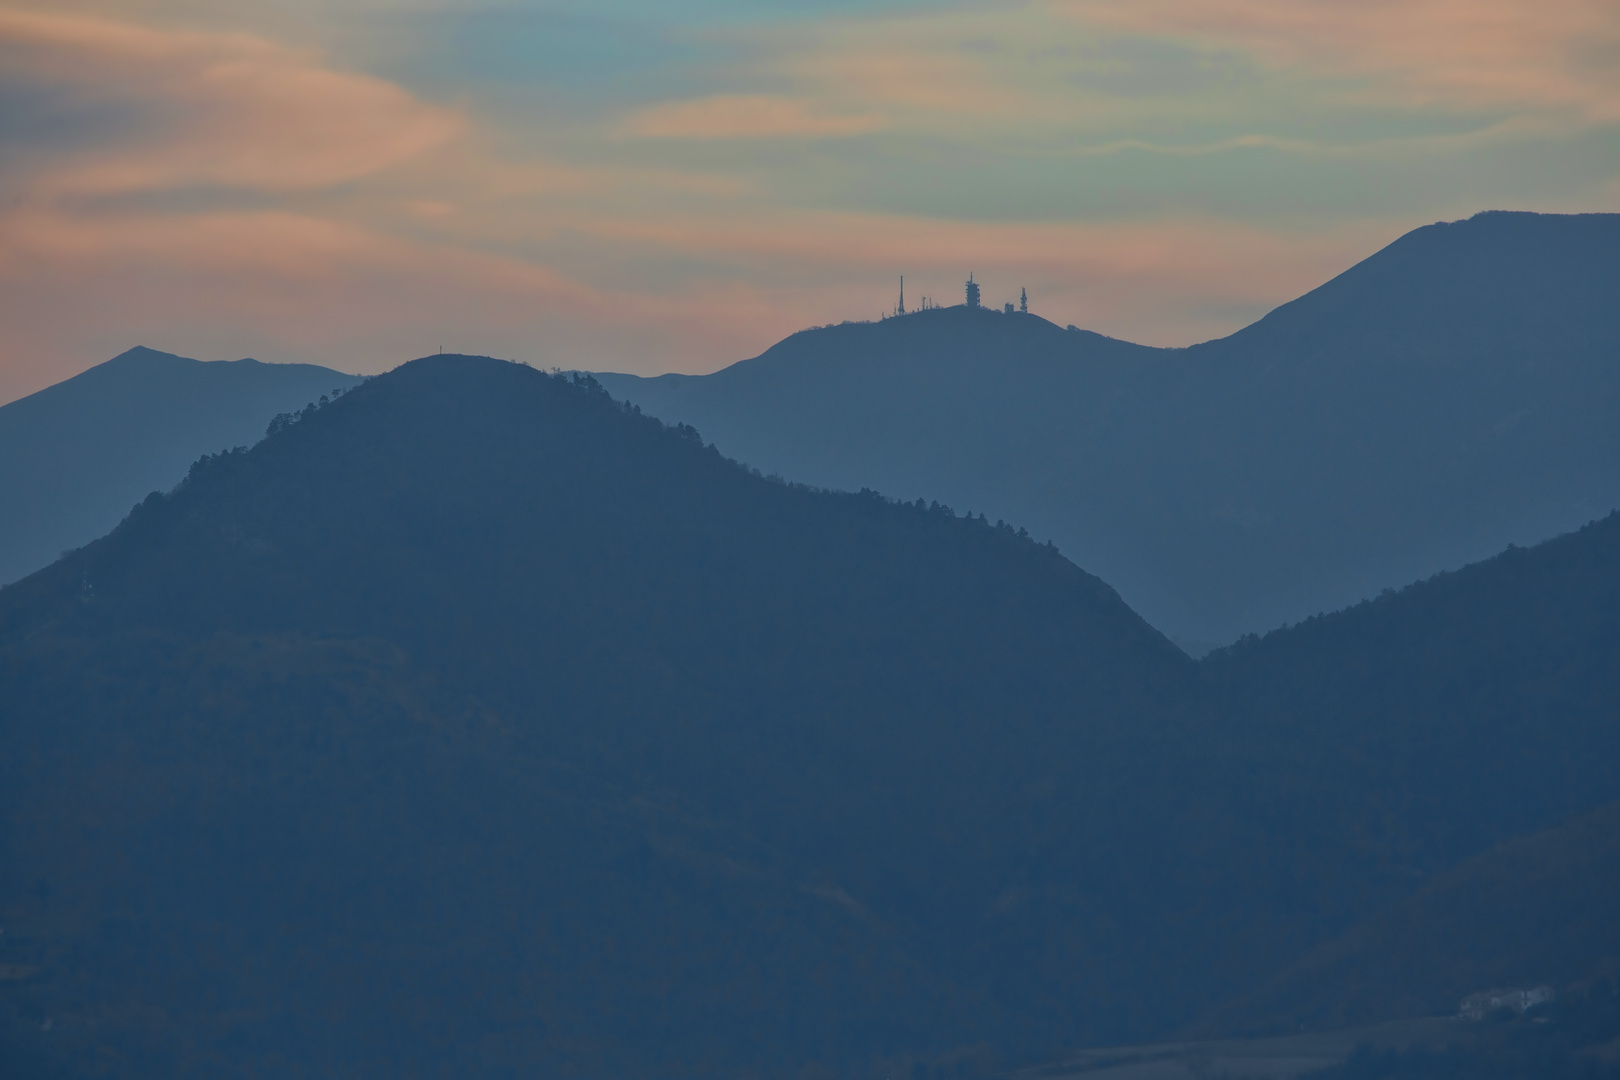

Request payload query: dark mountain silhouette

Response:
[5,355,1620,1078]
[0,346,361,586]
[1196,508,1620,898]
[1204,799,1620,1080]
[0,355,1207,1078]
[595,211,1620,647]
[1006,510,1620,1072]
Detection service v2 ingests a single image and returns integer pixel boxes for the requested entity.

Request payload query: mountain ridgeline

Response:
[0,346,361,587]
[595,211,1620,647]
[3,353,1620,1077]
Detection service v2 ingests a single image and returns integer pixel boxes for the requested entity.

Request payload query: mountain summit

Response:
[597,211,1620,646]
[0,355,1199,1077]
[0,346,360,586]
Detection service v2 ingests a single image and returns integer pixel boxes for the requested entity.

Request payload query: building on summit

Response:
[960,275,1029,314]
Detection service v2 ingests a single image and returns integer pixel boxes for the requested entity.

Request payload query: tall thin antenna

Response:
[898,275,906,315]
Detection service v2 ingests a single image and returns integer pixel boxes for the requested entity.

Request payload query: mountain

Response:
[1082,505,1620,1038]
[1196,508,1620,899]
[7,354,1620,1079]
[1197,798,1620,1035]
[0,355,1208,1078]
[0,346,361,586]
[1002,511,1620,1074]
[595,211,1620,646]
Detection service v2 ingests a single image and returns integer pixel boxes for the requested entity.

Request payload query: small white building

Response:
[1459,985,1555,1020]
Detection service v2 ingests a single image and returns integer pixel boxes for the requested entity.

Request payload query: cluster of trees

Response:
[263,383,354,438]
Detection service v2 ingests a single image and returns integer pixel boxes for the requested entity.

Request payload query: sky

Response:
[1,0,1617,402]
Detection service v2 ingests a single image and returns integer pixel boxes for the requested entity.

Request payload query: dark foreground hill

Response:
[1201,798,1620,1035]
[1196,509,1620,895]
[0,346,360,586]
[1127,511,1620,1033]
[1217,801,1620,1080]
[6,356,1620,1078]
[596,211,1620,647]
[0,356,1208,1078]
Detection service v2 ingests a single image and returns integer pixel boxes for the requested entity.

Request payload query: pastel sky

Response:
[2,0,1618,401]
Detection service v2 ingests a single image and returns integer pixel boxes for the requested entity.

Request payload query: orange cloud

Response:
[0,171,1391,407]
[0,202,748,400]
[0,7,461,196]
[3,1,1609,410]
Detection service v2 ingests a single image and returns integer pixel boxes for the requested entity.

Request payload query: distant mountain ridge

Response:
[0,346,361,586]
[596,211,1620,645]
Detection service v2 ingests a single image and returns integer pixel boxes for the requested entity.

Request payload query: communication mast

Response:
[1020,287,1028,314]
[965,273,981,309]
[897,275,906,315]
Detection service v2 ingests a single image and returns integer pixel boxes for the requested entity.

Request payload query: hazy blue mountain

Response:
[595,211,1620,646]
[7,355,1620,1078]
[0,346,361,586]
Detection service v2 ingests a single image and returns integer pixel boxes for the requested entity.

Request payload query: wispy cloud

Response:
[0,9,462,197]
[623,94,885,139]
[608,2,1596,159]
[0,0,1615,403]
[1054,0,1620,122]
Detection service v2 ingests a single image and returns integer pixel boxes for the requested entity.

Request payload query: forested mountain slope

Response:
[0,356,1206,1078]
[6,355,1620,1079]
[1199,797,1620,1035]
[597,211,1620,646]
[1199,510,1620,892]
[0,346,360,586]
